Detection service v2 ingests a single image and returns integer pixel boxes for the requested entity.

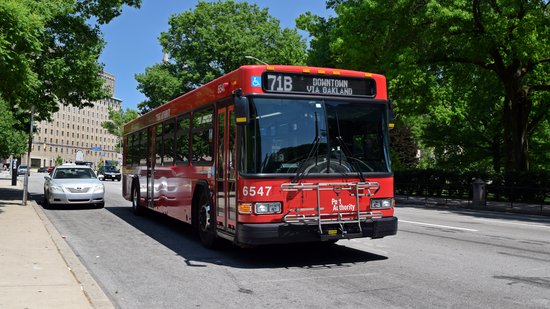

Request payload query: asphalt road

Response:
[26,172,550,308]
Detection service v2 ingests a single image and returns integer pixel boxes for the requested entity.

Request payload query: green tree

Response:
[55,155,64,166]
[0,99,27,158]
[136,0,307,113]
[0,0,141,122]
[389,123,419,170]
[101,106,139,152]
[299,0,550,172]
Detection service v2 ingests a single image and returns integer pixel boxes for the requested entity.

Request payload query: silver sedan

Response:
[43,165,105,208]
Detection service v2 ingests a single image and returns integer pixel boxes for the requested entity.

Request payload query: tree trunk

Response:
[491,133,501,173]
[502,85,531,172]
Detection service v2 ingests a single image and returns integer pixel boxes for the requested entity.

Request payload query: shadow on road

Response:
[105,205,388,270]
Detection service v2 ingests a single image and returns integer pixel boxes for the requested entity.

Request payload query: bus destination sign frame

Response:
[262,72,376,97]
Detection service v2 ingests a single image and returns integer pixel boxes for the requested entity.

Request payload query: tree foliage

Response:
[0,99,27,158]
[101,106,138,152]
[299,0,550,172]
[136,0,307,113]
[0,0,141,156]
[1,0,141,116]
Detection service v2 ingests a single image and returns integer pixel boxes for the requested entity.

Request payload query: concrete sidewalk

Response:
[0,172,114,309]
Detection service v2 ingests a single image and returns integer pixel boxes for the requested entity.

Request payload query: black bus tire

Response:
[131,183,142,216]
[196,190,218,248]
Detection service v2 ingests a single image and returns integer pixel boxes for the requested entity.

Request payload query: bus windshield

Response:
[243,97,391,175]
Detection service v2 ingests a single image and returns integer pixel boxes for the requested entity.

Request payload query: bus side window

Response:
[155,123,163,166]
[192,107,214,164]
[176,115,190,165]
[124,135,131,166]
[163,119,175,166]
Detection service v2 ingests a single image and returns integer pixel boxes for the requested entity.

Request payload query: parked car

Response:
[17,165,29,176]
[47,166,55,174]
[43,164,105,208]
[99,165,121,181]
[37,166,48,173]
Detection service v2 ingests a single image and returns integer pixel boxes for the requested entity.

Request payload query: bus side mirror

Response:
[234,90,250,125]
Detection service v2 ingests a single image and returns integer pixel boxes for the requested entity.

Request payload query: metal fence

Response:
[395,182,550,216]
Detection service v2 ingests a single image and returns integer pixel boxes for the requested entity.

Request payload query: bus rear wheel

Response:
[197,191,217,248]
[132,184,142,216]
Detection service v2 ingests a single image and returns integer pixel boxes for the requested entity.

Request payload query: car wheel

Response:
[197,190,218,248]
[43,191,49,209]
[131,184,142,216]
[96,202,105,209]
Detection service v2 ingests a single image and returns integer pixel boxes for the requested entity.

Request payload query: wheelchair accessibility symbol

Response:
[251,76,261,87]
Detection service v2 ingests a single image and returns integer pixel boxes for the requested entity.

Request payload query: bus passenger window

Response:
[175,115,190,165]
[192,107,214,164]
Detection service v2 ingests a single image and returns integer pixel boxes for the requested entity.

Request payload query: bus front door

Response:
[216,104,237,233]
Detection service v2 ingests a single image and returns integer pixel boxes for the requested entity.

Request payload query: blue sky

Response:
[98,0,333,111]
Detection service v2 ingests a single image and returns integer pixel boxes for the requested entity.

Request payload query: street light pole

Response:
[23,106,35,206]
[244,55,269,65]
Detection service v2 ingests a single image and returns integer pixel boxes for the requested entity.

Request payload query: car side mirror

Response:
[44,175,51,180]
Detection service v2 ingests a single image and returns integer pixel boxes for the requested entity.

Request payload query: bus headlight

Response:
[254,202,282,214]
[370,198,393,209]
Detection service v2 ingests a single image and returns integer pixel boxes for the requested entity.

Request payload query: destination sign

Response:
[262,72,376,97]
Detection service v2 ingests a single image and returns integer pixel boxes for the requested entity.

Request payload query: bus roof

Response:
[123,65,387,135]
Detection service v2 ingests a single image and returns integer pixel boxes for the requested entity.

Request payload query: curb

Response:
[30,200,115,309]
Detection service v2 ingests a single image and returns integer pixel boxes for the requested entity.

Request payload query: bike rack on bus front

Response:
[280,182,383,239]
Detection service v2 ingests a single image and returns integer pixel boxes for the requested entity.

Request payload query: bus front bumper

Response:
[236,217,398,246]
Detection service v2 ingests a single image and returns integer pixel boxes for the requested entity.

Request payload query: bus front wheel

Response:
[197,191,217,248]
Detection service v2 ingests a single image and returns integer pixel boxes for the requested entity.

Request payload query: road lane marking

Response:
[399,220,478,232]
[472,218,550,229]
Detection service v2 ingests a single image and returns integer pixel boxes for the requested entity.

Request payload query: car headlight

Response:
[93,184,105,193]
[370,198,394,209]
[50,185,64,193]
[254,202,282,214]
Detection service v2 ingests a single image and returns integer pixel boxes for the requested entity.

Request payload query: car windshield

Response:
[105,166,119,172]
[242,97,391,175]
[53,168,96,179]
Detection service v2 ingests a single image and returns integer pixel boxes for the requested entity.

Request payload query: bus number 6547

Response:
[242,186,272,197]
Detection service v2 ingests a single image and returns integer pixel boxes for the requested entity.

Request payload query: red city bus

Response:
[122,65,397,248]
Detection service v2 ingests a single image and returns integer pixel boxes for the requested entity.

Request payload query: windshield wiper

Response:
[291,112,321,183]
